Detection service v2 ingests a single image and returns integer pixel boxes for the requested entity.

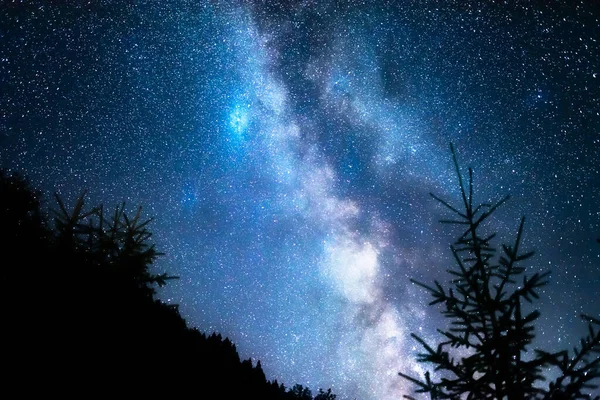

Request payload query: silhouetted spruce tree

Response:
[314,388,337,400]
[398,145,600,400]
[288,384,313,400]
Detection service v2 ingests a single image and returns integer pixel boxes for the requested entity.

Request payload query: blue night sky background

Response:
[1,1,599,399]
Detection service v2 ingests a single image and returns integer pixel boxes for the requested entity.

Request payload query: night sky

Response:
[1,1,599,399]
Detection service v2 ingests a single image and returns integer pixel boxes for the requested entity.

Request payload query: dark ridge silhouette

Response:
[398,145,599,400]
[0,169,337,399]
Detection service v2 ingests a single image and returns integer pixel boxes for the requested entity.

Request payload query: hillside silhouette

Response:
[0,169,336,399]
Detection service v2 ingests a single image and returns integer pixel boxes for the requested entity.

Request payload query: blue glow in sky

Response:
[229,104,250,137]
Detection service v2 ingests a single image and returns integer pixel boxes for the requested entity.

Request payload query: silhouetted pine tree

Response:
[398,145,600,400]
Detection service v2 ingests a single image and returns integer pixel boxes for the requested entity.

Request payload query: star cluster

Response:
[1,2,598,399]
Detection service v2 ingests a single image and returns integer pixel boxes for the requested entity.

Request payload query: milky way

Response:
[1,2,599,399]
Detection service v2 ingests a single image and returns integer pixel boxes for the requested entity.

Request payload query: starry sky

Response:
[1,1,599,399]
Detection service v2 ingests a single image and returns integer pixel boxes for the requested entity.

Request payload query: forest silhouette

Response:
[0,169,336,399]
[3,148,598,399]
